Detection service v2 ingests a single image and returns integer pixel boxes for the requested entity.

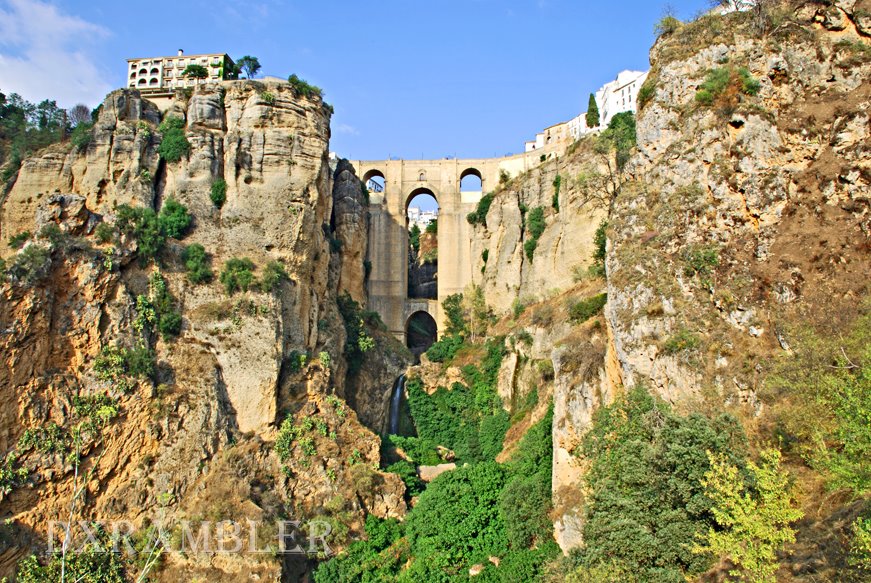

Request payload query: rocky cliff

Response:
[0,81,406,580]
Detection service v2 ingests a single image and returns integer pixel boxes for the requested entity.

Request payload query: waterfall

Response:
[388,374,406,435]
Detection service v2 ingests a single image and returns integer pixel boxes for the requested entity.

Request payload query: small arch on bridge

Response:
[418,170,426,182]
[406,311,438,358]
[460,167,483,191]
[362,169,385,193]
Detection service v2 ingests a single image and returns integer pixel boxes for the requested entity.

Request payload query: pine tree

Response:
[586,93,600,128]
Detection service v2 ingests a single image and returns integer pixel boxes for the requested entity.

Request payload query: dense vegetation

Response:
[317,409,555,582]
[0,90,91,182]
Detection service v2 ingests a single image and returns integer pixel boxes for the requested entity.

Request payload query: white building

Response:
[594,69,649,128]
[127,50,234,97]
[408,207,438,230]
[525,69,650,150]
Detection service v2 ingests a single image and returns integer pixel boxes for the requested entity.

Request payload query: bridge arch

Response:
[460,167,483,191]
[362,169,385,193]
[405,309,438,358]
[405,186,438,214]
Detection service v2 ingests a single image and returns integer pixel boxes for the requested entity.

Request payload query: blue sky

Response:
[0,0,707,161]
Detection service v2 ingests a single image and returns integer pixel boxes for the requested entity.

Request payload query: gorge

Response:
[0,1,869,582]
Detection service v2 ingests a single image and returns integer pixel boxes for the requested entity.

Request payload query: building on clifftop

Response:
[126,49,235,110]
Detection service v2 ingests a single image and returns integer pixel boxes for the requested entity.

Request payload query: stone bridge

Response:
[351,149,549,342]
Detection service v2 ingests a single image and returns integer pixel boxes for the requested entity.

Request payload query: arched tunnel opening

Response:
[407,188,438,300]
[406,311,437,359]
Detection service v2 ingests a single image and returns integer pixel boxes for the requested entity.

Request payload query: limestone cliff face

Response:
[332,158,370,304]
[607,1,871,408]
[468,146,607,315]
[0,83,405,580]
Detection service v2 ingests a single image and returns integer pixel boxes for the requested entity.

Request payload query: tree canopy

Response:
[236,56,261,79]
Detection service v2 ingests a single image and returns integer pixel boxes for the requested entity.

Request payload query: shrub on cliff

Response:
[5,244,51,284]
[467,192,495,227]
[182,243,212,283]
[157,197,192,239]
[210,178,227,208]
[569,293,607,323]
[116,206,164,263]
[695,66,760,109]
[260,260,289,293]
[287,74,323,99]
[157,116,190,162]
[573,386,748,581]
[693,449,803,583]
[337,292,375,373]
[220,257,256,294]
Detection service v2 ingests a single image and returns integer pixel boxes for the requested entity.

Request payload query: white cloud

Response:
[0,0,112,108]
[336,123,359,136]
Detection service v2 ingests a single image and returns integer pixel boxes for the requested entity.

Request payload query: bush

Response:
[145,271,182,341]
[157,116,190,162]
[467,192,495,227]
[386,460,426,496]
[765,311,871,495]
[220,257,256,294]
[637,75,656,110]
[599,112,637,170]
[694,449,803,583]
[70,122,94,149]
[655,15,682,37]
[501,407,553,548]
[94,222,115,244]
[695,67,760,108]
[182,243,212,283]
[16,547,126,583]
[443,293,468,337]
[663,328,701,354]
[93,344,155,391]
[526,206,545,239]
[260,260,289,292]
[115,205,165,263]
[425,334,464,363]
[592,219,607,275]
[260,91,275,104]
[570,293,607,323]
[287,74,323,99]
[220,257,255,295]
[6,245,51,284]
[158,197,192,239]
[8,231,30,249]
[337,292,375,373]
[210,178,227,208]
[524,238,538,261]
[575,386,748,581]
[405,462,509,572]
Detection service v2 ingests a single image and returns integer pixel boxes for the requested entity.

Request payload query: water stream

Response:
[388,374,406,435]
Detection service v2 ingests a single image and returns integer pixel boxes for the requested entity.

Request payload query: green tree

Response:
[694,449,804,583]
[182,64,209,81]
[235,55,261,79]
[576,386,748,581]
[409,223,421,253]
[586,93,600,128]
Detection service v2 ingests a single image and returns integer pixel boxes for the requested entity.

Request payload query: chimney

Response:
[178,49,184,56]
